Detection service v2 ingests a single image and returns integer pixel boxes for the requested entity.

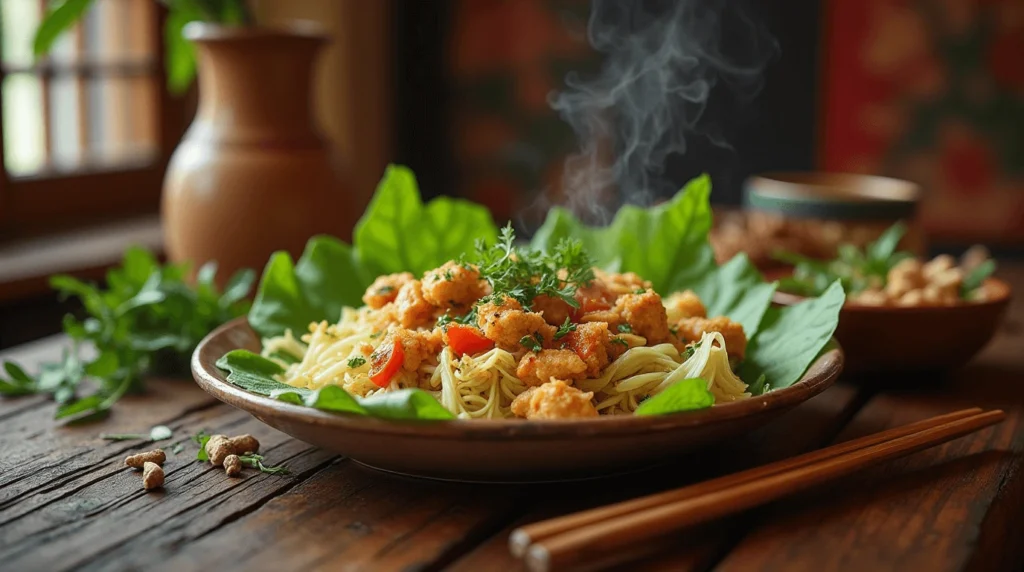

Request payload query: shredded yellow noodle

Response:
[262,307,749,419]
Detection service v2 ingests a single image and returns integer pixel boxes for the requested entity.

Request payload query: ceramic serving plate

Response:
[192,317,844,482]
[773,278,1011,376]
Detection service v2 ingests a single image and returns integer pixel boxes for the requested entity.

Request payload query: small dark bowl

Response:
[773,278,1011,375]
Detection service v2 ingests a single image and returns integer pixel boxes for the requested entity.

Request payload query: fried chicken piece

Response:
[664,290,707,322]
[391,328,444,371]
[531,294,573,327]
[675,316,747,360]
[476,296,556,351]
[394,280,437,329]
[563,322,611,377]
[593,269,651,296]
[516,349,588,386]
[614,291,671,344]
[510,380,598,420]
[362,272,414,309]
[421,261,488,312]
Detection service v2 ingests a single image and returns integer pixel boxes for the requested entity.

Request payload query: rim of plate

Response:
[192,317,843,439]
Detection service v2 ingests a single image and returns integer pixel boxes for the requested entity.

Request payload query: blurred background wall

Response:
[1,0,1022,347]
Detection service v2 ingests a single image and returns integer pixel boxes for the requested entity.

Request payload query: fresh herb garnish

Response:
[468,223,594,310]
[369,332,383,339]
[554,317,577,340]
[237,453,289,475]
[99,424,173,442]
[634,288,646,294]
[0,248,254,422]
[611,337,629,348]
[774,222,910,297]
[684,342,701,359]
[520,333,544,352]
[193,430,212,461]
[617,323,633,333]
[346,356,367,368]
[376,285,395,295]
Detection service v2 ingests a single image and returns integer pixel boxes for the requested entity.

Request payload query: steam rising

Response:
[549,0,777,222]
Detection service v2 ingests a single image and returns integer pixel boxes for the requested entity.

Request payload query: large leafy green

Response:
[531,174,841,391]
[690,254,777,338]
[217,350,454,421]
[355,165,498,278]
[531,174,715,293]
[635,378,714,416]
[33,0,95,57]
[248,237,365,339]
[249,165,498,338]
[740,281,845,391]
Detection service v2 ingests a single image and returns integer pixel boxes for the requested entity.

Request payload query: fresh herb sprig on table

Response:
[774,222,912,297]
[0,248,254,422]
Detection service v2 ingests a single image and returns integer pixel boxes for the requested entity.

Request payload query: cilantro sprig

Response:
[0,248,254,422]
[468,223,594,311]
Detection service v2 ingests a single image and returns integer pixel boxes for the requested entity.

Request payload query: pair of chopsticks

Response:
[509,407,1004,572]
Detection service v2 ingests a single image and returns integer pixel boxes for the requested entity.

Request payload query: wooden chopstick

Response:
[515,409,1004,572]
[509,407,983,557]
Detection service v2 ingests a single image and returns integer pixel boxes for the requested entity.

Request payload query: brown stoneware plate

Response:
[192,317,844,482]
[773,278,1011,376]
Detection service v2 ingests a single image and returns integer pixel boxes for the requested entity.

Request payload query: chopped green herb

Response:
[0,248,253,422]
[237,453,289,475]
[617,323,633,334]
[554,317,577,340]
[684,342,701,360]
[669,326,679,336]
[634,288,647,294]
[611,337,629,348]
[192,430,212,462]
[99,424,173,442]
[520,334,543,352]
[369,331,383,339]
[466,223,594,311]
[444,269,455,281]
[376,285,395,295]
[347,356,367,368]
[774,222,911,298]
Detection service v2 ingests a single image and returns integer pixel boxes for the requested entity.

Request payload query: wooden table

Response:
[2,269,1023,572]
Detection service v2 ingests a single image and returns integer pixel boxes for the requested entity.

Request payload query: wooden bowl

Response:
[773,278,1011,375]
[191,318,844,482]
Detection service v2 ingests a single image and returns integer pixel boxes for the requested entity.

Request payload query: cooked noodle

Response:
[262,311,749,419]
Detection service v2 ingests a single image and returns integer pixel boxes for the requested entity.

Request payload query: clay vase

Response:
[162,22,350,285]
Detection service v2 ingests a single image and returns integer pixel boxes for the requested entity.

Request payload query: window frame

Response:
[0,3,190,242]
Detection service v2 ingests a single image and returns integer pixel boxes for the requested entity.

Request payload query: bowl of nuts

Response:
[770,224,1011,375]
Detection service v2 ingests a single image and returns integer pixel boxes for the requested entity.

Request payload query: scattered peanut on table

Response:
[142,461,164,490]
[124,449,166,469]
[205,434,260,467]
[224,454,243,477]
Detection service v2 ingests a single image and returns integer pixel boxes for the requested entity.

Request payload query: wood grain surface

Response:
[1,266,1022,572]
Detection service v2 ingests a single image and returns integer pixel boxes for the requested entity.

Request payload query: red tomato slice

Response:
[369,340,405,387]
[445,323,495,357]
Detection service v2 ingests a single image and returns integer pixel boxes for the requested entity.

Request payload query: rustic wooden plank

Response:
[150,459,531,572]
[711,284,1024,572]
[447,383,867,571]
[0,379,218,510]
[0,407,335,571]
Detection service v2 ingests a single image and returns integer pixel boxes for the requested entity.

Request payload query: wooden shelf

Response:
[0,215,163,302]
